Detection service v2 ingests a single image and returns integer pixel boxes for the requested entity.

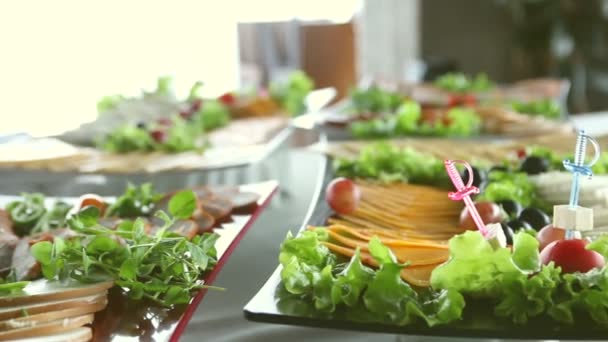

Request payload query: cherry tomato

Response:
[78,194,106,216]
[459,201,504,230]
[540,239,605,273]
[537,224,566,251]
[326,178,361,215]
[218,92,236,106]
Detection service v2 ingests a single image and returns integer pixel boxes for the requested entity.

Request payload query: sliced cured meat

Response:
[200,197,233,220]
[167,220,198,239]
[222,191,260,209]
[147,219,198,239]
[0,209,14,235]
[192,212,215,233]
[0,234,18,272]
[12,233,55,281]
[191,186,216,201]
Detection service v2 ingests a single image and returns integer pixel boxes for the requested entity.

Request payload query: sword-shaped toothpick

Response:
[444,159,488,237]
[562,130,600,239]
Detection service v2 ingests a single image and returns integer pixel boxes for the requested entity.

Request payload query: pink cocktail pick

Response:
[444,159,488,238]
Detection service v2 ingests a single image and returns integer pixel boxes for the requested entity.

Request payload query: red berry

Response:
[218,92,236,106]
[150,130,166,143]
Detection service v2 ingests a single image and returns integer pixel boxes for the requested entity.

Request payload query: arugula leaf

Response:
[31,189,220,307]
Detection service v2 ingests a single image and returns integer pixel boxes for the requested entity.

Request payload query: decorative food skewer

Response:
[554,129,600,239]
[444,159,506,248]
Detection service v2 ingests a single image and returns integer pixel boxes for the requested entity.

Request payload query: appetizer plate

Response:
[1,180,278,342]
[0,119,291,174]
[243,162,606,340]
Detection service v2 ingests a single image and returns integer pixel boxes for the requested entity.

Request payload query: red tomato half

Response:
[540,239,605,273]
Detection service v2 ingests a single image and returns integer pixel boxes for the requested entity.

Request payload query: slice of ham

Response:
[0,209,14,236]
[200,196,233,220]
[0,233,19,272]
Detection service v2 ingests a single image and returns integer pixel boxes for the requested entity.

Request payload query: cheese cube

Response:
[485,223,507,249]
[553,205,594,231]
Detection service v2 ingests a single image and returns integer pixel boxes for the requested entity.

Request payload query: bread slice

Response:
[0,279,113,307]
[0,292,106,321]
[4,327,91,342]
[0,314,94,340]
[0,297,106,331]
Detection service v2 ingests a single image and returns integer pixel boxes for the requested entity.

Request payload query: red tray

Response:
[91,180,278,341]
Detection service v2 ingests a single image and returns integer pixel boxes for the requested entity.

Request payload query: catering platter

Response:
[300,75,573,141]
[245,133,608,340]
[0,71,333,174]
[0,180,277,341]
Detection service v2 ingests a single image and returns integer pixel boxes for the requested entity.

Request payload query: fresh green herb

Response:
[6,194,47,236]
[333,142,450,187]
[162,116,205,153]
[31,190,219,307]
[349,104,481,139]
[270,71,314,116]
[278,229,465,326]
[31,201,72,234]
[434,72,493,93]
[0,270,29,296]
[193,100,231,132]
[98,125,155,153]
[349,86,403,114]
[511,99,561,119]
[105,183,163,218]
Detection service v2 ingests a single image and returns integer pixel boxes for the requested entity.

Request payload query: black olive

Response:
[136,121,147,129]
[461,166,487,188]
[507,218,532,232]
[501,222,514,245]
[497,200,522,219]
[519,156,549,175]
[518,207,550,231]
